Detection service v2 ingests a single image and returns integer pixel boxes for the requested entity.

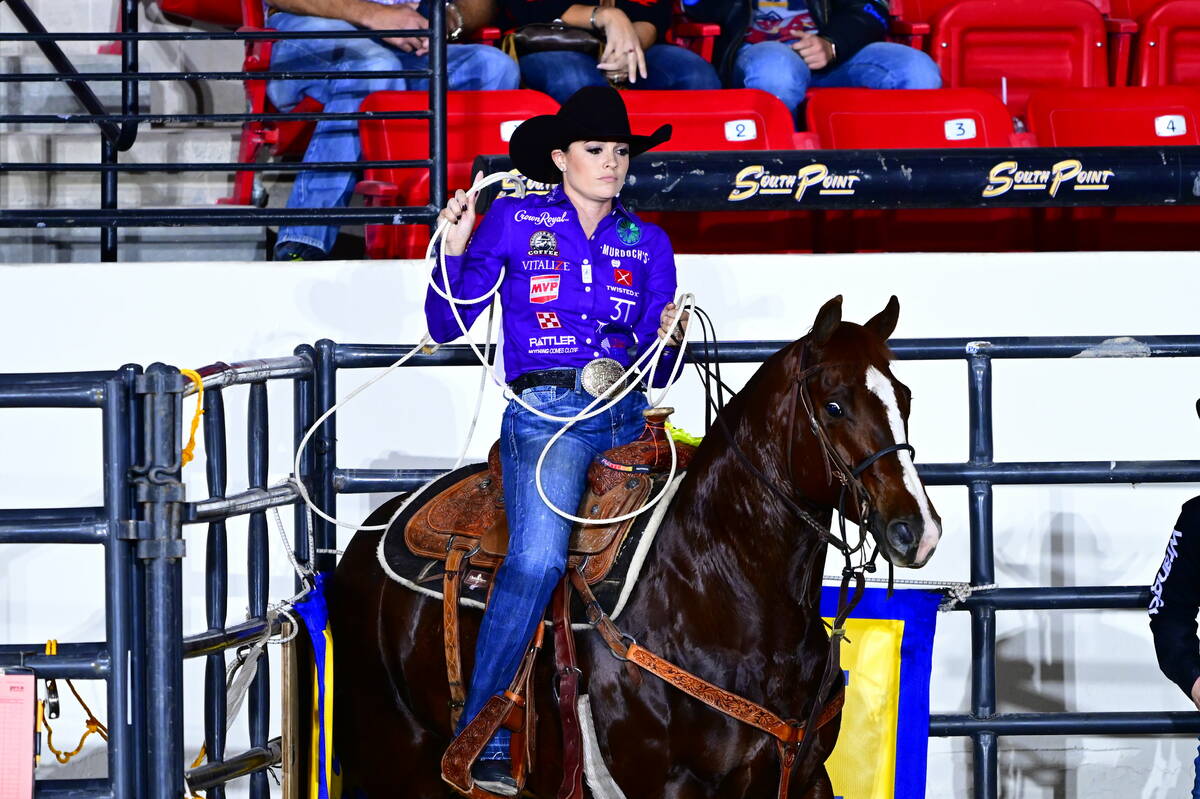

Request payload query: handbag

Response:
[501,0,615,60]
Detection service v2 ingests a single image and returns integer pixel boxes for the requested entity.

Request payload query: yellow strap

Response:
[41,670,109,764]
[179,369,205,467]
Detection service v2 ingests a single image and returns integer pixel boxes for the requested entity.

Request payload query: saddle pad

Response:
[378,464,684,625]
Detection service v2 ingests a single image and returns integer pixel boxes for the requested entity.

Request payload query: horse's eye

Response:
[824,402,845,418]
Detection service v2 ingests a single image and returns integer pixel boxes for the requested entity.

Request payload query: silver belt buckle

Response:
[580,357,627,399]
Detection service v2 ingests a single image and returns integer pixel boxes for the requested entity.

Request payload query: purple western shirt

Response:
[425,185,681,387]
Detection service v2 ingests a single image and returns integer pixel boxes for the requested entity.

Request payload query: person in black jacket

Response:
[499,0,721,103]
[682,0,940,117]
[1149,489,1200,797]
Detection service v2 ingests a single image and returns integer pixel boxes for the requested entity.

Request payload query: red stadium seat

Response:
[931,0,1111,117]
[1110,0,1200,85]
[804,88,1036,252]
[805,87,1029,147]
[357,90,559,259]
[892,0,1136,87]
[619,89,819,253]
[1025,85,1200,248]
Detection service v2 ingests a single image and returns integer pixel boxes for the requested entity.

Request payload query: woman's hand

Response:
[791,32,834,70]
[658,302,689,345]
[360,2,430,54]
[595,7,647,84]
[438,171,481,256]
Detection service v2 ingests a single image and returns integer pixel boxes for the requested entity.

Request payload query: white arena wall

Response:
[2,251,1199,798]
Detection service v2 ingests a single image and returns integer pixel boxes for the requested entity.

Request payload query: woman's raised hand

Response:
[658,302,689,345]
[439,170,482,256]
[595,7,648,84]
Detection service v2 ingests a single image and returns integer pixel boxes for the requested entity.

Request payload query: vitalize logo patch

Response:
[515,209,569,226]
[530,274,560,304]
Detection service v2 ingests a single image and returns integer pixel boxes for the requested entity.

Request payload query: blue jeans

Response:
[519,44,721,103]
[1193,740,1200,798]
[458,374,648,759]
[267,13,519,255]
[732,40,942,115]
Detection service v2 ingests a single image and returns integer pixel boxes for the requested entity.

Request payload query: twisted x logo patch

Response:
[536,311,561,329]
[613,268,633,287]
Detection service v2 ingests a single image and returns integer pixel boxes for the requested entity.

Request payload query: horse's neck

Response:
[632,386,833,658]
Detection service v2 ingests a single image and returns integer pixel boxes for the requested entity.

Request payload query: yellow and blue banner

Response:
[820,587,940,799]
[293,573,336,799]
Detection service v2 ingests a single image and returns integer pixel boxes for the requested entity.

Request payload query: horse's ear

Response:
[810,295,843,347]
[865,295,900,341]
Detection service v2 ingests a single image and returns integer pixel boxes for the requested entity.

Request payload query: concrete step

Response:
[0,223,267,263]
[0,54,153,134]
[2,127,245,209]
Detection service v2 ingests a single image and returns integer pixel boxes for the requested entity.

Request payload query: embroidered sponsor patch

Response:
[529,230,559,256]
[530,274,560,304]
[617,217,642,245]
[515,209,569,226]
[520,258,570,271]
[536,311,562,329]
[613,268,633,287]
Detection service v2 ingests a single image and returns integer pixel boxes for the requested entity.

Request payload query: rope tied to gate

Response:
[179,369,205,467]
[41,640,108,765]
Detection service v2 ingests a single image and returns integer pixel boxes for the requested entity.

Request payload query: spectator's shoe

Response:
[274,242,327,262]
[471,760,518,797]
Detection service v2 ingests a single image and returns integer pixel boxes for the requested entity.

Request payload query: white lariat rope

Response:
[288,170,698,539]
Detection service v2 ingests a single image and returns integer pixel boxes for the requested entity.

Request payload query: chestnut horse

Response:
[330,295,942,798]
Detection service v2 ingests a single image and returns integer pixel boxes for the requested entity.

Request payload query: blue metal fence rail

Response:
[3,333,1198,797]
[313,334,1200,799]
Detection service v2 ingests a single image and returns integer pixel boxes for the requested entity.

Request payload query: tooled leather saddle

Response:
[404,406,695,588]
[401,407,695,799]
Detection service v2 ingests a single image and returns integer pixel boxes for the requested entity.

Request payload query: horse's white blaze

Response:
[865,366,941,563]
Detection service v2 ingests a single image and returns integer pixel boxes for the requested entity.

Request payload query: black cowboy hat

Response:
[509,85,672,185]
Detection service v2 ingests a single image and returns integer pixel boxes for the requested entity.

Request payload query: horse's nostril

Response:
[887,520,915,551]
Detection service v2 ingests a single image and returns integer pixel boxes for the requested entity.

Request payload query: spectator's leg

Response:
[402,44,520,91]
[636,44,722,91]
[268,13,411,259]
[518,51,607,103]
[809,41,942,90]
[731,41,811,116]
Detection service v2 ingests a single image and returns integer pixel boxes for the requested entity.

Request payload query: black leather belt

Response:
[509,369,577,395]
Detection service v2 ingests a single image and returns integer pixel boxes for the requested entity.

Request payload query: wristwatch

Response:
[446,1,464,41]
[821,36,837,62]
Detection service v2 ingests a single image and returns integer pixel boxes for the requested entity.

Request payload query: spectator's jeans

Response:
[457,377,648,759]
[732,40,942,115]
[519,44,722,103]
[1193,740,1200,798]
[267,13,519,255]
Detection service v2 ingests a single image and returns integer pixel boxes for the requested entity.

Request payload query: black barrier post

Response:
[135,363,187,799]
[966,345,998,798]
[314,340,339,573]
[103,368,137,799]
[247,382,271,799]
[294,344,317,584]
[203,388,229,799]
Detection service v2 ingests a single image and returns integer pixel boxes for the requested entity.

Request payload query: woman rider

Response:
[425,85,687,795]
